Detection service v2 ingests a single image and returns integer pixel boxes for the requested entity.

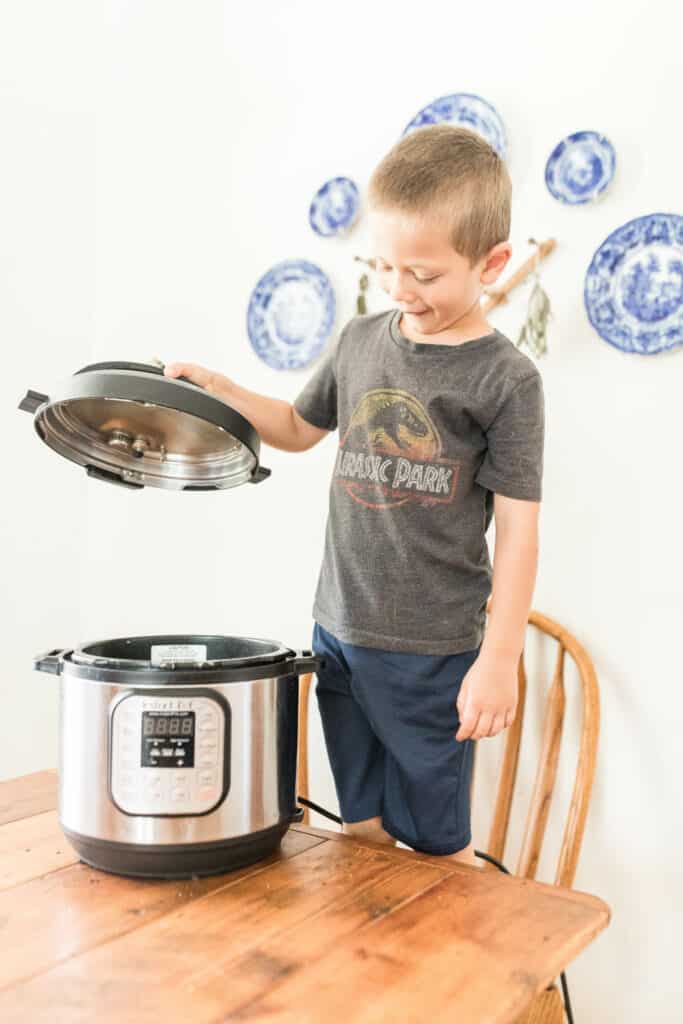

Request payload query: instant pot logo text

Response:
[141,700,195,711]
[336,388,460,510]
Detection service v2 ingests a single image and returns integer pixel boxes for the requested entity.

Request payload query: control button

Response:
[175,774,187,784]
[121,758,135,770]
[199,787,217,803]
[161,747,173,756]
[200,771,214,785]
[200,737,217,749]
[172,789,187,801]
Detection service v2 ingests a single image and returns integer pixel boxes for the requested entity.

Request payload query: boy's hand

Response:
[455,651,518,741]
[164,362,230,400]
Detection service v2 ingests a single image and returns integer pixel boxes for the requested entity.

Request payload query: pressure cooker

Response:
[19,361,325,878]
[33,637,320,878]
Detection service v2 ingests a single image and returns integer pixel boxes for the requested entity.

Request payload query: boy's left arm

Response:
[455,493,540,741]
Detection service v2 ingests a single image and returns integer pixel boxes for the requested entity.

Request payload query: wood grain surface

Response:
[0,771,610,1023]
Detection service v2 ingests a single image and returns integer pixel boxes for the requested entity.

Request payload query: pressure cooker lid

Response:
[19,361,271,491]
[70,634,294,670]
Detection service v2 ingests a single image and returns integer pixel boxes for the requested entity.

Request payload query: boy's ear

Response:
[480,242,512,284]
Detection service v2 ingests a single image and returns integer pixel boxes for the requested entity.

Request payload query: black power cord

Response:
[296,796,574,1024]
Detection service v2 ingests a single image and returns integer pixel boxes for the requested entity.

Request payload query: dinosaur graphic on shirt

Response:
[346,398,429,450]
[337,388,460,509]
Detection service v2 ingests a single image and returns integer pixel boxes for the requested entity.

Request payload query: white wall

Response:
[2,2,681,1021]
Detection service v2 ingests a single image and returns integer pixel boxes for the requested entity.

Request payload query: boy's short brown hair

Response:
[367,124,511,268]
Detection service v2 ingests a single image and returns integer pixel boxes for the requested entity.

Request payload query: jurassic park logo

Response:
[335,388,460,509]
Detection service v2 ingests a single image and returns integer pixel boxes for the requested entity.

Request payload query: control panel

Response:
[109,692,229,816]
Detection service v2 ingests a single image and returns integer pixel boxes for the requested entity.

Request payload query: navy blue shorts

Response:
[311,621,480,856]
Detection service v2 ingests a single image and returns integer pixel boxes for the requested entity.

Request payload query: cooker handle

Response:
[292,650,325,675]
[33,649,70,675]
[18,390,50,414]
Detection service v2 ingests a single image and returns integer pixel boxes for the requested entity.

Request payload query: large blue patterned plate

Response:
[402,92,507,159]
[247,259,336,369]
[309,177,360,236]
[584,213,683,355]
[545,130,616,204]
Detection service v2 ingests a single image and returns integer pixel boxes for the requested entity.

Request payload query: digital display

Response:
[142,715,194,737]
[140,711,195,768]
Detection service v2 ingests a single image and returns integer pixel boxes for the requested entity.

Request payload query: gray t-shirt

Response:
[293,308,544,655]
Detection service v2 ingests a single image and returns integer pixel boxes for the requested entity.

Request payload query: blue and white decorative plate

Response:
[402,93,507,159]
[309,177,360,237]
[584,213,683,355]
[247,259,336,369]
[545,130,616,205]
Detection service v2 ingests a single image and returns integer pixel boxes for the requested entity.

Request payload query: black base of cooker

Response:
[63,822,290,879]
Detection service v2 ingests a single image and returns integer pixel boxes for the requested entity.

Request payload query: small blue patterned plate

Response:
[246,259,336,369]
[584,213,683,355]
[402,92,507,159]
[545,130,616,204]
[309,177,360,236]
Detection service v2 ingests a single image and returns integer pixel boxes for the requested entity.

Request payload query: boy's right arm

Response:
[163,362,329,453]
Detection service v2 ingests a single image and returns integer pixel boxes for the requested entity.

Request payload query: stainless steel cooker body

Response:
[35,638,322,879]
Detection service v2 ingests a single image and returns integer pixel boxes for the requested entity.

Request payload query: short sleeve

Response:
[474,372,545,500]
[292,334,339,431]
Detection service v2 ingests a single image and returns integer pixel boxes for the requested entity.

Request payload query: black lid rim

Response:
[34,368,261,468]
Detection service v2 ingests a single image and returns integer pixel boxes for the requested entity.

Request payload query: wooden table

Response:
[0,771,610,1023]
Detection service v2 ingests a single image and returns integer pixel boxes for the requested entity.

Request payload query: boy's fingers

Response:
[487,713,506,737]
[164,362,213,389]
[471,711,494,740]
[455,709,481,741]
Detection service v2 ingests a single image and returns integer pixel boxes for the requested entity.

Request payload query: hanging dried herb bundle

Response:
[515,239,552,357]
[356,271,369,315]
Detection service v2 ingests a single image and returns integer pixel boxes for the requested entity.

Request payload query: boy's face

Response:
[368,205,510,338]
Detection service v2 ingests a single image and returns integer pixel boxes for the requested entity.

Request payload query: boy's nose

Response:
[387,278,415,303]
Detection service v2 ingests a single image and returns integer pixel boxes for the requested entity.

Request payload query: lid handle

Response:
[249,465,271,484]
[75,360,205,391]
[86,465,145,490]
[19,390,49,414]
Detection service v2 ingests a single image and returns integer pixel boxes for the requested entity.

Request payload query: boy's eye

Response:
[376,265,439,284]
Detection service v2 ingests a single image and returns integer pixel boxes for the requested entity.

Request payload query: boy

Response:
[165,124,544,867]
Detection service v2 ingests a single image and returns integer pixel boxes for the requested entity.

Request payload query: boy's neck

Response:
[398,311,495,346]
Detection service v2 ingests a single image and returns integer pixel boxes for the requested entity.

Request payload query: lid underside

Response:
[36,396,257,490]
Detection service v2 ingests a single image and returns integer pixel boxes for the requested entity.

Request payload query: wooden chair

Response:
[296,603,600,1024]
